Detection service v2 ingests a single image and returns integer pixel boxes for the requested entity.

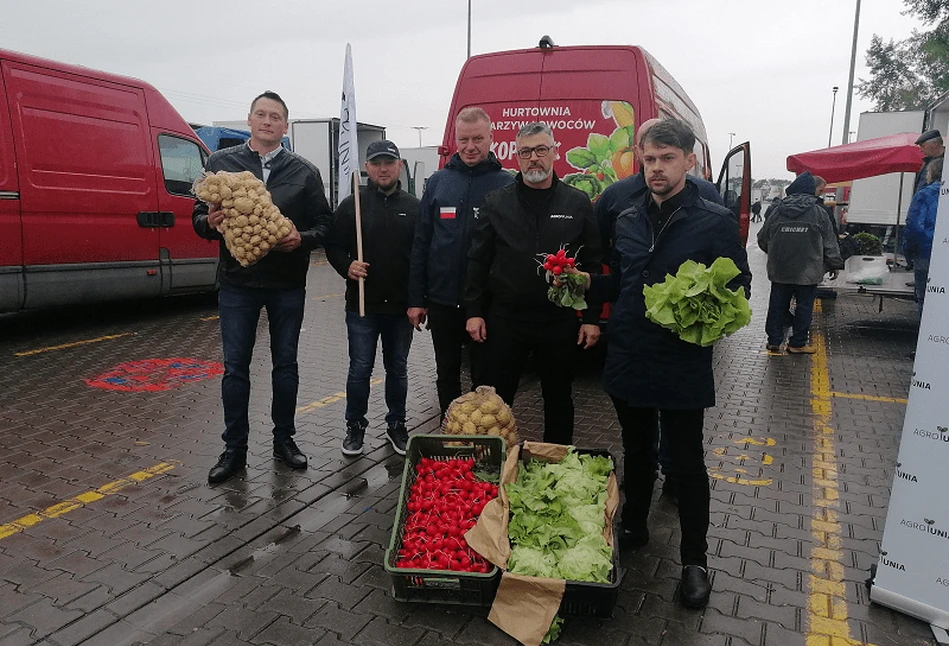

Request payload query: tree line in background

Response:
[858,0,949,111]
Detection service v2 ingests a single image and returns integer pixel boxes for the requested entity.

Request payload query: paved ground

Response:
[0,225,938,646]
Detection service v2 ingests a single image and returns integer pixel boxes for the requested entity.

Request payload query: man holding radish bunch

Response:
[464,122,603,446]
[567,119,751,609]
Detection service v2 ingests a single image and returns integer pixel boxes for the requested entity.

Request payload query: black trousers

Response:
[611,398,709,567]
[484,312,578,445]
[427,302,484,416]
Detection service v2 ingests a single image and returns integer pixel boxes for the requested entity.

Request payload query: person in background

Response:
[812,176,839,236]
[757,171,843,354]
[408,107,514,417]
[763,196,781,220]
[750,199,762,223]
[193,91,333,484]
[570,119,751,609]
[914,129,945,194]
[903,157,943,316]
[464,122,602,446]
[327,140,420,457]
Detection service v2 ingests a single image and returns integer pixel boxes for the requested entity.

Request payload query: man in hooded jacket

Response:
[757,171,843,354]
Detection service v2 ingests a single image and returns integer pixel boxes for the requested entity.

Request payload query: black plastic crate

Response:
[384,434,505,606]
[518,446,621,618]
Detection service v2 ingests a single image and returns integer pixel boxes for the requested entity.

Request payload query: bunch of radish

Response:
[394,457,498,572]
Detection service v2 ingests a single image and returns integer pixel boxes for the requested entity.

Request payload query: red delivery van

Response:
[0,48,217,314]
[439,41,752,243]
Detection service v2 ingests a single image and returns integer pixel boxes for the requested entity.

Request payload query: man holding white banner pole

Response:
[338,43,365,316]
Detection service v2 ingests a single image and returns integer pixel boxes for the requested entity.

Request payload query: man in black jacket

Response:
[327,141,419,457]
[465,122,602,445]
[193,91,333,484]
[574,119,751,609]
[408,107,514,416]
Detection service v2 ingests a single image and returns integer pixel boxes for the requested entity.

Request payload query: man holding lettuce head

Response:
[569,119,751,609]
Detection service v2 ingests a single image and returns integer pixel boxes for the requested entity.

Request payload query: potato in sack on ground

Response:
[193,170,294,267]
[442,386,518,449]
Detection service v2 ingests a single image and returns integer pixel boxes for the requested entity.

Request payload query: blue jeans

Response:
[765,283,818,348]
[218,283,306,451]
[345,311,414,426]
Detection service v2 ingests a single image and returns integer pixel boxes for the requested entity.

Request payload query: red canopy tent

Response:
[786,132,924,184]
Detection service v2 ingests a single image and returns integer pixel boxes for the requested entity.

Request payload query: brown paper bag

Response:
[488,573,565,646]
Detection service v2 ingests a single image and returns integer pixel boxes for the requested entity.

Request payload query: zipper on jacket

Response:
[648,206,684,253]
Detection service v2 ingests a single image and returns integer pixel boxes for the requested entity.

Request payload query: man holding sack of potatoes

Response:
[193,91,333,484]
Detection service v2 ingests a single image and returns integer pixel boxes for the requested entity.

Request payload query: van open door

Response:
[715,142,752,245]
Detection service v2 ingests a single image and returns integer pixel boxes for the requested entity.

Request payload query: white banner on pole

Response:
[871,161,949,637]
[337,43,358,203]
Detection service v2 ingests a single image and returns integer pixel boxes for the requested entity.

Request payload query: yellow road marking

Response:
[201,315,219,322]
[805,301,877,646]
[830,392,907,405]
[0,462,176,541]
[14,332,133,357]
[295,377,383,415]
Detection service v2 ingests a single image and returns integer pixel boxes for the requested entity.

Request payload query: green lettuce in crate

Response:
[643,257,751,347]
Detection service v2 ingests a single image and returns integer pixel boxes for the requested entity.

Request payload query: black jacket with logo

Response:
[326,181,420,315]
[192,144,333,289]
[464,173,603,324]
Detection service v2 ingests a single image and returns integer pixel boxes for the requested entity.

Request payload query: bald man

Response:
[595,118,724,253]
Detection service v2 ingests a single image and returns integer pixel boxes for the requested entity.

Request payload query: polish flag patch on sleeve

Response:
[439,207,457,219]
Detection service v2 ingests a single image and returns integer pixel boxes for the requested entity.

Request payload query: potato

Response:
[193,170,295,267]
[441,385,518,448]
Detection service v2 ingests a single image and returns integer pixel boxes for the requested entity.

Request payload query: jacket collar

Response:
[446,152,504,174]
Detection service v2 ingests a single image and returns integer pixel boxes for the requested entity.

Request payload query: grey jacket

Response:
[757,194,843,285]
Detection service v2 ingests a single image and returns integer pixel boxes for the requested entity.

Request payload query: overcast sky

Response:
[0,0,924,179]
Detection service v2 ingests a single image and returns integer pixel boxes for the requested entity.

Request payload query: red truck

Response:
[0,48,216,314]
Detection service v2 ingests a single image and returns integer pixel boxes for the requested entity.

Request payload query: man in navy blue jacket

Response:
[575,119,751,609]
[408,107,514,416]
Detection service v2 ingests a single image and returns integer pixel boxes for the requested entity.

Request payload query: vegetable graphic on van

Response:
[563,101,636,201]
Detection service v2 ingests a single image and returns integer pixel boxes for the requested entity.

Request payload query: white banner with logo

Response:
[337,43,358,203]
[871,162,949,636]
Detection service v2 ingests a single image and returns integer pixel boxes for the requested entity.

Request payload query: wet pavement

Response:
[0,227,937,646]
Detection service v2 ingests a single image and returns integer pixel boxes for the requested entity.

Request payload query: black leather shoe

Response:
[208,449,246,484]
[274,438,307,469]
[680,565,711,608]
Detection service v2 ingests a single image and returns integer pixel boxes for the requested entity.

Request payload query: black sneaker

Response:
[208,449,246,484]
[342,420,367,456]
[386,422,409,456]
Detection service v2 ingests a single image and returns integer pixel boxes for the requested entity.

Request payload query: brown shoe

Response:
[787,344,817,354]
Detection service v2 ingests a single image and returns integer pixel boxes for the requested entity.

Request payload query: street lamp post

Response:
[467,0,472,58]
[411,126,428,148]
[828,86,839,147]
[728,132,735,149]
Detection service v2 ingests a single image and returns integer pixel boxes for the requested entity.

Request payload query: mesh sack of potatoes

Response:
[193,170,294,267]
[441,385,518,449]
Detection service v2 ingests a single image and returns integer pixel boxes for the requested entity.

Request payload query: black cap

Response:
[366,139,400,160]
[916,129,942,145]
